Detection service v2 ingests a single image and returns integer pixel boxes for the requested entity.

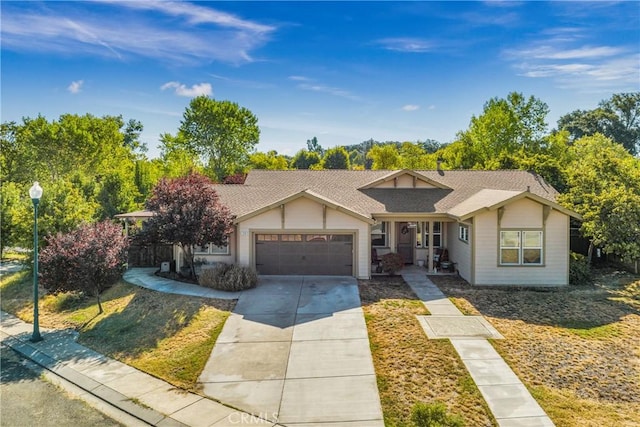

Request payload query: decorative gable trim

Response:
[449,190,581,222]
[234,189,375,225]
[358,169,451,190]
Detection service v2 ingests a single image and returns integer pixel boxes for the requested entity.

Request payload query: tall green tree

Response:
[177,96,260,182]
[557,134,640,263]
[443,92,549,170]
[306,136,324,156]
[291,149,321,169]
[367,144,402,170]
[1,114,142,248]
[558,92,640,155]
[249,150,289,170]
[400,142,436,169]
[0,182,29,255]
[321,147,350,169]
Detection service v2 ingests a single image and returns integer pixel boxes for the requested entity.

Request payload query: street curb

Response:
[1,332,188,427]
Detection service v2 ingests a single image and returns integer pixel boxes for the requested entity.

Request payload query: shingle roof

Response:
[211,169,564,220]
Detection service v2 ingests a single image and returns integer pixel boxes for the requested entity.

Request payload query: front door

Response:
[396,222,414,264]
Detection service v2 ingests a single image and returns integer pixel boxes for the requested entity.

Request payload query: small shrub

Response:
[43,291,84,312]
[569,252,592,286]
[381,252,404,275]
[411,401,465,427]
[198,264,257,291]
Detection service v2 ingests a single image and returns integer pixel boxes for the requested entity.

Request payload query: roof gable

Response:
[359,169,451,190]
[448,189,581,221]
[233,189,375,224]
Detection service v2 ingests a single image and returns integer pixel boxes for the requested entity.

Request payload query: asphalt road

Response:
[1,344,122,427]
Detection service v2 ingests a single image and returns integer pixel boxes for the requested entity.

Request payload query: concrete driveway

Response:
[198,276,384,426]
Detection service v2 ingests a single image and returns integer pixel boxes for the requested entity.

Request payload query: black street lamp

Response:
[29,181,43,342]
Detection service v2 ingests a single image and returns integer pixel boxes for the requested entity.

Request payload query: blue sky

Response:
[2,1,639,158]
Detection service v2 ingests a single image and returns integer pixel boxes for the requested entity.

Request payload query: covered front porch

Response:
[371,217,456,274]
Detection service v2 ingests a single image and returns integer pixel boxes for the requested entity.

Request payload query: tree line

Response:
[2,92,639,264]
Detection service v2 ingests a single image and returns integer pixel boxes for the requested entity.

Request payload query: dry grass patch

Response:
[359,276,495,427]
[1,272,234,392]
[430,271,640,427]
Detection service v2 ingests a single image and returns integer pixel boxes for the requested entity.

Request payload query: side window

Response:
[371,222,387,247]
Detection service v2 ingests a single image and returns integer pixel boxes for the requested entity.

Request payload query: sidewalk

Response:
[1,311,277,426]
[401,267,555,427]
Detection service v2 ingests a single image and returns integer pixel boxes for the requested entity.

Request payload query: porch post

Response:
[427,220,434,272]
[389,220,396,252]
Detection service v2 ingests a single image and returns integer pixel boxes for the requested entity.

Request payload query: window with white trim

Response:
[194,243,230,255]
[459,225,469,243]
[371,222,388,247]
[424,222,442,247]
[500,230,542,265]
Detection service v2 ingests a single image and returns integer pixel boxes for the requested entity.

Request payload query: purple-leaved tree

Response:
[40,220,129,314]
[144,173,234,278]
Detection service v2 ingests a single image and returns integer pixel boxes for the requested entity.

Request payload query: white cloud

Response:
[289,76,360,101]
[507,45,624,60]
[504,32,639,93]
[288,75,311,82]
[402,104,420,111]
[161,81,212,97]
[297,83,360,101]
[67,80,84,94]
[0,2,276,65]
[376,37,434,53]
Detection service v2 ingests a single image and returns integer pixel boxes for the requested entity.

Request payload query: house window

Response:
[257,234,279,241]
[459,225,469,243]
[416,222,423,247]
[423,222,442,247]
[371,222,388,247]
[194,242,230,255]
[281,234,303,242]
[500,230,543,265]
[209,244,230,255]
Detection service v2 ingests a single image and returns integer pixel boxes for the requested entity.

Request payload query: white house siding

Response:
[174,231,236,271]
[236,197,370,279]
[500,198,543,228]
[473,198,569,286]
[447,222,472,283]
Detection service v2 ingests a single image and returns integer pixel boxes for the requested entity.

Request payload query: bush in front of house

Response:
[569,252,592,286]
[198,264,258,291]
[411,401,465,427]
[381,252,405,275]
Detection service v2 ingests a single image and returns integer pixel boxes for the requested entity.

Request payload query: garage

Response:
[255,233,353,276]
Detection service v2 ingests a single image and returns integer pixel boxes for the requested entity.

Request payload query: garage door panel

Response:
[255,234,353,276]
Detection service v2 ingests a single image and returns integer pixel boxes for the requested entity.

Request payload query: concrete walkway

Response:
[0,311,271,427]
[401,268,555,427]
[123,268,240,300]
[199,276,384,426]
